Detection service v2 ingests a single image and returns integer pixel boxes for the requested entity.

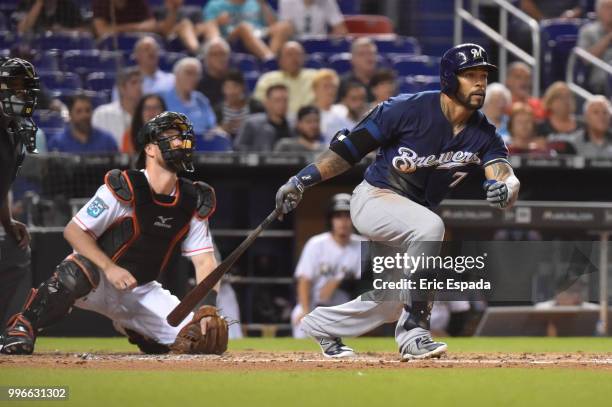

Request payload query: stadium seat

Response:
[34,31,95,51]
[304,54,324,69]
[33,109,65,134]
[327,53,352,75]
[345,15,394,35]
[57,90,109,108]
[542,34,579,88]
[391,55,440,76]
[0,0,18,12]
[98,32,163,53]
[261,58,279,72]
[0,12,7,30]
[399,75,440,94]
[540,18,584,41]
[38,71,82,94]
[0,31,19,49]
[159,52,189,72]
[85,72,117,93]
[32,50,60,73]
[337,0,360,15]
[301,36,351,54]
[244,71,260,93]
[232,53,260,73]
[63,50,124,76]
[374,36,420,55]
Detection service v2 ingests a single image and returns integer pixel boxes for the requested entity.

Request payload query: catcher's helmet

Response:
[440,43,497,96]
[137,111,196,172]
[0,57,40,118]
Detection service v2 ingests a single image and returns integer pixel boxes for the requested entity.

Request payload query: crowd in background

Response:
[4,0,612,158]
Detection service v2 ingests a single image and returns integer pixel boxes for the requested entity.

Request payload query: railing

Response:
[566,46,612,101]
[454,0,541,96]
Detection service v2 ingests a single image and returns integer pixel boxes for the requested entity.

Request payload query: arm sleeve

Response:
[72,185,127,238]
[325,0,344,26]
[181,217,214,257]
[294,239,317,279]
[482,132,509,166]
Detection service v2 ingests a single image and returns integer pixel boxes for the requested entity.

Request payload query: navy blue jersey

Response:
[355,91,508,207]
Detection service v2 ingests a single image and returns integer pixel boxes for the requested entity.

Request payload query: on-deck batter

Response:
[275,43,521,360]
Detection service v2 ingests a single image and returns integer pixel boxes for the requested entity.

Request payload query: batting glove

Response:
[275,176,304,217]
[483,180,510,208]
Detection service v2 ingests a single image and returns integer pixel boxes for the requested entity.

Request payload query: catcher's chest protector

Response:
[98,170,198,285]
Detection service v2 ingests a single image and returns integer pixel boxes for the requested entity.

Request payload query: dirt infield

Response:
[2,351,612,371]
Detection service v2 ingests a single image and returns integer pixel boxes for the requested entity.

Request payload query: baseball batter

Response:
[275,44,520,360]
[1,112,228,355]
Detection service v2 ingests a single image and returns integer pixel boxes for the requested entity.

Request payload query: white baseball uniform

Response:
[73,170,214,345]
[291,232,363,338]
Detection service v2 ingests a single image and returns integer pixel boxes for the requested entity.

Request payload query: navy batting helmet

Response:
[440,43,497,96]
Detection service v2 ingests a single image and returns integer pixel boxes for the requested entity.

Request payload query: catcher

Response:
[0,111,228,355]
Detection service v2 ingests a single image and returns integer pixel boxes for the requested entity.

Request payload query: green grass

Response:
[33,336,612,354]
[1,367,611,407]
[2,337,612,407]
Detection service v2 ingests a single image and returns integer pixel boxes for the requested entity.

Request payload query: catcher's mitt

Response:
[170,306,228,355]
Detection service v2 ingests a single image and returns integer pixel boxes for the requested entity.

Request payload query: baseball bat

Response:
[166,207,283,326]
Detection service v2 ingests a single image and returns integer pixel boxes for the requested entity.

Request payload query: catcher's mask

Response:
[0,57,40,153]
[137,111,195,172]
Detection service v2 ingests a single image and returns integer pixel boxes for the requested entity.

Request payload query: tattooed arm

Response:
[314,150,352,181]
[483,161,520,209]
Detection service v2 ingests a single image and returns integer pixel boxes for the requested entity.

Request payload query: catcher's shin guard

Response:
[1,254,100,355]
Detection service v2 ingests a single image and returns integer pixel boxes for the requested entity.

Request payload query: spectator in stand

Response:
[163,57,217,137]
[312,69,353,144]
[93,67,142,147]
[254,41,318,115]
[338,37,379,103]
[332,80,368,128]
[202,0,293,60]
[92,0,203,54]
[537,81,581,154]
[574,95,612,157]
[48,94,118,153]
[17,0,86,34]
[577,0,612,95]
[370,69,398,106]
[507,103,551,156]
[121,94,167,154]
[214,69,264,140]
[133,36,175,96]
[234,84,291,151]
[274,105,325,152]
[505,62,546,120]
[482,82,512,142]
[279,0,347,37]
[197,37,231,107]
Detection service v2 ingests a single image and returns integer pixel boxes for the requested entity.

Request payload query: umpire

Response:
[0,57,40,325]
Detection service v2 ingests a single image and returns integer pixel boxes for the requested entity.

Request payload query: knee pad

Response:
[23,254,100,330]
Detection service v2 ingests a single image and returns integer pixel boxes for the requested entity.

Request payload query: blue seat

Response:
[540,18,584,41]
[542,34,578,88]
[35,31,95,51]
[374,36,420,55]
[33,109,65,133]
[328,53,352,75]
[0,31,19,49]
[63,50,123,76]
[39,71,82,93]
[231,53,259,73]
[57,90,109,108]
[244,71,260,93]
[85,72,117,92]
[98,32,163,52]
[159,52,188,72]
[301,36,351,54]
[32,50,60,72]
[338,0,360,14]
[399,75,440,94]
[261,58,279,72]
[391,55,439,76]
[305,54,324,69]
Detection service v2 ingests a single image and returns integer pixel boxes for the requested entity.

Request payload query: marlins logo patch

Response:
[86,197,108,218]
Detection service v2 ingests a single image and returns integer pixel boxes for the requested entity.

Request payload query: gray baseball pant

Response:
[301,180,445,350]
